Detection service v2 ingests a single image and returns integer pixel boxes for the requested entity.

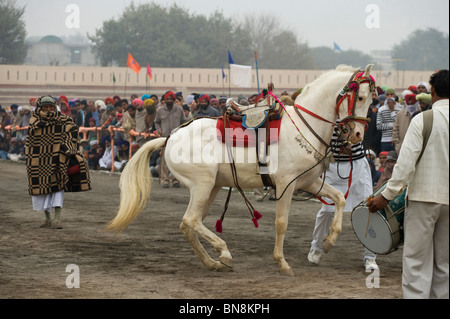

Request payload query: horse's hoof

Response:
[322,238,333,253]
[219,252,233,268]
[279,267,295,277]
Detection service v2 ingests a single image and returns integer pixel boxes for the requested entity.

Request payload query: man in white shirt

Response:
[368,70,449,299]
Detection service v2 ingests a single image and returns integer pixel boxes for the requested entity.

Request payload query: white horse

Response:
[107,64,376,276]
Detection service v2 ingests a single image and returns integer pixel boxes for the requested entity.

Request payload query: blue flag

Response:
[222,65,226,79]
[228,50,235,64]
[333,42,343,52]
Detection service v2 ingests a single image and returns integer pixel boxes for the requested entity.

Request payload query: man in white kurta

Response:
[368,70,449,299]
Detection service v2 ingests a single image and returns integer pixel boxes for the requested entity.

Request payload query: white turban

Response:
[417,82,430,93]
[95,100,107,110]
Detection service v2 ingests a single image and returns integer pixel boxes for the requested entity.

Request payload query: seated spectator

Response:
[7,137,26,161]
[88,140,103,170]
[150,148,162,177]
[79,139,89,159]
[0,135,9,159]
[98,136,126,171]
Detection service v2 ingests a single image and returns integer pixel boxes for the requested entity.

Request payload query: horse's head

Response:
[336,64,376,144]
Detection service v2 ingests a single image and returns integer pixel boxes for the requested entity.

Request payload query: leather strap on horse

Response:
[216,115,262,233]
[255,118,275,188]
[315,152,353,205]
[293,105,332,149]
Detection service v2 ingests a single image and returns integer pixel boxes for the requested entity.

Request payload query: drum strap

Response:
[417,110,433,164]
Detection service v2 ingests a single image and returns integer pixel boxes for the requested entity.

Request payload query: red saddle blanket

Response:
[216,117,282,147]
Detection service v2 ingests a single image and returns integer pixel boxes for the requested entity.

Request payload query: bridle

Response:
[294,70,376,147]
[334,71,376,130]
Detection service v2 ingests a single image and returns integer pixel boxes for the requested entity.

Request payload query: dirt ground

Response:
[0,159,403,300]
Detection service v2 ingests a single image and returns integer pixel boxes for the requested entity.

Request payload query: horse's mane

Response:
[334,64,361,73]
[297,65,360,100]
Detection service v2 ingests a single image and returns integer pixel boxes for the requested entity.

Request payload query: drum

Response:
[351,182,406,255]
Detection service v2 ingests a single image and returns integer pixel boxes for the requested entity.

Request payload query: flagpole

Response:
[124,67,128,97]
[228,64,231,97]
[255,51,260,94]
[113,72,116,94]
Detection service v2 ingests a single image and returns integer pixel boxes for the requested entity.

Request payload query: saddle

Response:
[221,88,283,188]
[226,95,283,129]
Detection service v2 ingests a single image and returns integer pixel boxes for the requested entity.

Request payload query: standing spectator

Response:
[393,94,418,154]
[155,91,186,188]
[417,81,430,94]
[368,70,449,299]
[17,105,32,140]
[413,93,433,118]
[363,92,382,155]
[84,101,99,127]
[69,109,78,122]
[377,93,402,152]
[76,99,87,128]
[9,104,20,137]
[150,94,161,108]
[122,104,137,142]
[219,96,228,115]
[0,108,11,136]
[307,128,378,271]
[210,98,220,112]
[195,94,220,118]
[25,95,91,229]
[113,95,121,105]
[86,118,98,142]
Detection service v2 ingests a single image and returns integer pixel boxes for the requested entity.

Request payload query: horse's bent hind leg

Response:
[303,178,346,253]
[180,185,232,271]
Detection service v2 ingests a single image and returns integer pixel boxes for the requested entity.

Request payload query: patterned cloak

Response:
[25,107,91,195]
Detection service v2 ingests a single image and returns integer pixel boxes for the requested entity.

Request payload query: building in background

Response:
[24,35,98,66]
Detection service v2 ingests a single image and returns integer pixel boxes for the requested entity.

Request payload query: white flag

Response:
[230,64,252,88]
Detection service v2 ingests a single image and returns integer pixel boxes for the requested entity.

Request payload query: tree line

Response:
[1,0,449,71]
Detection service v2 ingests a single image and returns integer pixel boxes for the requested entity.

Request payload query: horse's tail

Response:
[106,137,167,233]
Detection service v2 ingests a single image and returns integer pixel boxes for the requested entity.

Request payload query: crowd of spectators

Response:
[0,81,433,186]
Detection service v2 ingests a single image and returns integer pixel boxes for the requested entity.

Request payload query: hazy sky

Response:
[16,0,449,54]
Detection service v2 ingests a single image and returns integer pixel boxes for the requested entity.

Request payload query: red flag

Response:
[127,53,141,74]
[146,63,152,80]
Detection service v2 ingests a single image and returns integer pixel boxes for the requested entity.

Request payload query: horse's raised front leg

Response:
[303,178,346,253]
[180,185,233,271]
[273,184,295,277]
